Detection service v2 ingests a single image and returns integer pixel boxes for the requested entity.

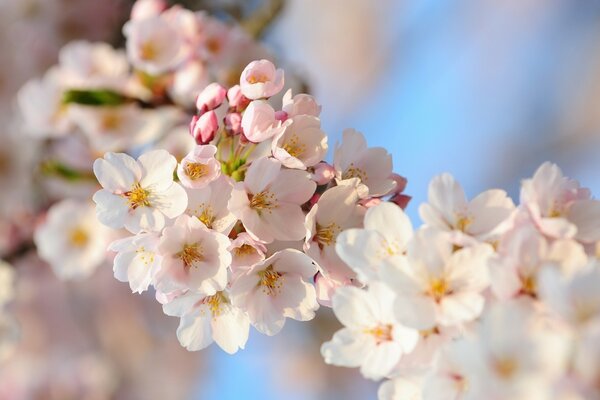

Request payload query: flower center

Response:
[135,246,155,265]
[519,274,537,297]
[342,163,368,182]
[249,191,276,214]
[282,134,306,158]
[247,73,269,84]
[197,206,215,229]
[258,265,283,296]
[177,243,204,269]
[202,291,228,317]
[315,222,340,249]
[68,227,89,247]
[365,324,393,344]
[125,183,151,209]
[493,357,518,379]
[234,244,256,257]
[455,215,472,232]
[428,278,451,302]
[140,41,157,61]
[184,162,210,180]
[101,113,122,131]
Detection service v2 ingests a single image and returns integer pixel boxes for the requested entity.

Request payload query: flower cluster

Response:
[322,162,600,400]
[92,59,409,353]
[14,0,274,280]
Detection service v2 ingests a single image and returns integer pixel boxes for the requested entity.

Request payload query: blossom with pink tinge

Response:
[240,59,284,100]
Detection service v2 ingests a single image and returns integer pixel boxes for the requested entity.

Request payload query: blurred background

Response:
[1,0,600,398]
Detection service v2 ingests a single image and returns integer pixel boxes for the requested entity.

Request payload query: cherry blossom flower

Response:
[282,90,321,118]
[34,200,110,280]
[489,219,588,301]
[419,173,515,245]
[156,214,230,295]
[239,59,284,100]
[228,233,266,274]
[304,184,364,279]
[520,162,600,243]
[93,150,188,233]
[58,41,129,90]
[271,115,328,169]
[382,228,493,329]
[185,176,237,235]
[539,260,600,332]
[336,202,413,284]
[229,157,316,243]
[17,69,71,138]
[68,104,148,152]
[125,15,187,75]
[321,283,419,380]
[230,249,318,335]
[109,233,162,294]
[177,145,221,189]
[458,301,570,400]
[241,100,286,143]
[163,290,250,354]
[333,129,396,197]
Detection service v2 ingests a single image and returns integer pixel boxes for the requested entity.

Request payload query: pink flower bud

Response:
[224,112,242,136]
[189,111,218,144]
[240,59,284,100]
[195,82,226,113]
[227,85,250,111]
[390,194,411,210]
[312,162,335,185]
[274,110,288,122]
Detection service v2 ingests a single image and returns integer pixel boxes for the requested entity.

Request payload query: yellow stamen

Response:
[247,73,269,84]
[456,215,472,232]
[520,275,537,297]
[140,41,157,61]
[184,162,210,180]
[197,206,215,229]
[493,357,518,379]
[364,324,393,344]
[315,222,340,249]
[429,278,450,302]
[69,227,89,247]
[234,244,256,257]
[249,191,276,214]
[135,246,155,265]
[177,243,204,269]
[258,265,283,296]
[202,291,228,317]
[282,134,306,158]
[342,163,368,182]
[125,183,151,209]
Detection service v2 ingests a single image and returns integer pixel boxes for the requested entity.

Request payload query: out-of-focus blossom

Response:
[419,173,515,245]
[322,283,419,380]
[34,200,110,280]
